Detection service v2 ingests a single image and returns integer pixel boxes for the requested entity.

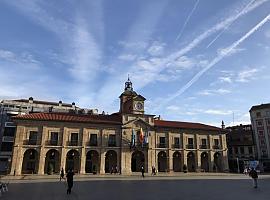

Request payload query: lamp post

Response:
[236,157,240,173]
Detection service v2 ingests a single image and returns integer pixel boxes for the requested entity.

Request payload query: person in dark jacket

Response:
[60,168,65,181]
[141,166,145,178]
[66,169,75,194]
[249,167,258,188]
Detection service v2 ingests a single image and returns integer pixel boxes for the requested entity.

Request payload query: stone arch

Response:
[187,152,196,172]
[22,149,39,174]
[131,151,145,172]
[85,150,99,174]
[44,149,60,174]
[66,149,80,173]
[214,152,223,172]
[201,152,209,172]
[105,150,117,173]
[158,151,167,172]
[173,151,182,172]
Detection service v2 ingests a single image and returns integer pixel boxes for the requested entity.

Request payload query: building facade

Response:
[0,97,80,173]
[10,79,229,175]
[226,124,256,173]
[250,103,270,172]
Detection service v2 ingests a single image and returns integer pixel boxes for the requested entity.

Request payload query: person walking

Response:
[249,167,258,188]
[66,169,75,194]
[60,168,65,181]
[141,166,145,178]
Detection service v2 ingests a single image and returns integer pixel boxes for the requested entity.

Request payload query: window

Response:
[0,142,13,152]
[266,111,270,117]
[29,131,37,145]
[201,139,207,145]
[50,132,58,145]
[240,147,245,154]
[70,133,78,146]
[3,127,15,136]
[90,134,98,146]
[174,137,180,148]
[188,138,193,145]
[248,147,253,154]
[159,137,166,148]
[214,139,219,146]
[234,147,239,154]
[108,134,116,146]
[256,112,261,117]
[257,121,263,126]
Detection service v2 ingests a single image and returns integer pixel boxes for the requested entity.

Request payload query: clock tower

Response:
[119,77,145,114]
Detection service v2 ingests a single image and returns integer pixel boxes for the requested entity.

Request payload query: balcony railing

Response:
[24,139,37,145]
[186,144,194,149]
[50,140,58,146]
[88,141,98,146]
[108,142,116,147]
[172,144,181,149]
[68,140,78,146]
[158,143,166,148]
[213,145,221,149]
[200,144,208,149]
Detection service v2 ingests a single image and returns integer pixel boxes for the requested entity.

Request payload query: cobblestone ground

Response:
[1,178,270,200]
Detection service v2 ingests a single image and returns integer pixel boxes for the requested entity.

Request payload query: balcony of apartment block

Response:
[67,140,79,146]
[2,136,14,142]
[46,139,59,146]
[158,143,167,148]
[186,144,195,149]
[87,141,98,147]
[23,139,38,145]
[199,144,208,149]
[212,145,221,150]
[172,143,181,149]
[108,141,117,147]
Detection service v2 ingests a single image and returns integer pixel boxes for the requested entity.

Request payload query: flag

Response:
[139,128,144,144]
[144,130,149,144]
[131,129,135,147]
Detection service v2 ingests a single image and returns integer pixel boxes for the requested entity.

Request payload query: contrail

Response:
[154,14,270,112]
[206,0,256,48]
[175,0,200,41]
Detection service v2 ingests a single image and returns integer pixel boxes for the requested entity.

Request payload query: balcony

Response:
[186,144,194,149]
[47,140,58,146]
[68,140,78,146]
[172,144,181,149]
[200,144,208,149]
[24,139,37,145]
[158,143,166,148]
[88,141,98,147]
[2,136,14,142]
[108,142,116,147]
[213,145,221,149]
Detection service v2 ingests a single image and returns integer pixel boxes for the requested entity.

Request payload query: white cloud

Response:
[118,54,137,61]
[218,76,232,83]
[236,68,259,82]
[217,47,245,56]
[147,41,166,56]
[204,109,233,115]
[265,29,270,38]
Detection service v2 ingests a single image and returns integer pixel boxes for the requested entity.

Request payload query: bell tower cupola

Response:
[125,75,133,91]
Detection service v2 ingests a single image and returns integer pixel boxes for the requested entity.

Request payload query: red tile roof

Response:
[154,120,221,131]
[13,112,122,125]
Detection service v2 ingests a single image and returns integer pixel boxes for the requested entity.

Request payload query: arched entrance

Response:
[187,152,196,172]
[131,151,145,172]
[173,151,182,172]
[66,150,80,173]
[85,150,99,174]
[105,150,117,173]
[214,152,222,172]
[22,149,39,174]
[201,152,209,172]
[44,149,60,174]
[158,151,167,172]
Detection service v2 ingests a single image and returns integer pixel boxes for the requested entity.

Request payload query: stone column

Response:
[61,148,66,172]
[100,149,106,174]
[169,150,173,172]
[80,147,86,174]
[209,151,215,172]
[197,150,201,172]
[38,148,46,175]
[10,146,22,175]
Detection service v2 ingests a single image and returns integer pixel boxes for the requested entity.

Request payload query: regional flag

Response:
[144,130,149,144]
[139,128,144,143]
[131,129,136,147]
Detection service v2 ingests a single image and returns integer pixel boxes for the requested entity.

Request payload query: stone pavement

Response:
[1,178,270,200]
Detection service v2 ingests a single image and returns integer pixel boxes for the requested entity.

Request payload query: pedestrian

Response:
[115,166,118,174]
[249,167,258,188]
[151,166,156,176]
[60,167,65,181]
[141,166,145,178]
[66,169,74,194]
[243,167,248,175]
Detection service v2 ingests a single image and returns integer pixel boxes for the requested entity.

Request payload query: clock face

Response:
[135,102,143,110]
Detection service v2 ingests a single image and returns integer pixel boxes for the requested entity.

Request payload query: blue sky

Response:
[0,0,270,127]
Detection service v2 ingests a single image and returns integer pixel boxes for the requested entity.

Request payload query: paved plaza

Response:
[1,175,270,200]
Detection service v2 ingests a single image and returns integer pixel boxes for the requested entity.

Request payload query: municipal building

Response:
[10,79,228,175]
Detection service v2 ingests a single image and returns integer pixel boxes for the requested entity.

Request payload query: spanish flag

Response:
[139,128,144,143]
